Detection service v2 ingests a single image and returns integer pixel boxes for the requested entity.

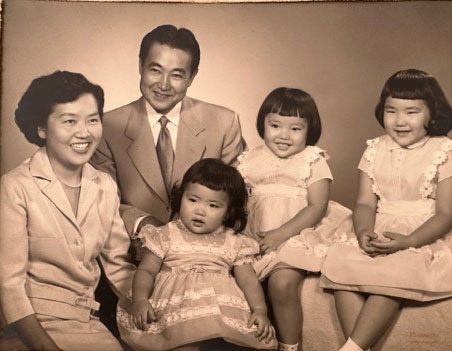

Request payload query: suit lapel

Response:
[30,149,79,228]
[125,98,169,204]
[76,164,100,224]
[173,97,207,183]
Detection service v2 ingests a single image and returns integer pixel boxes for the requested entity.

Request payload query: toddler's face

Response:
[263,113,308,158]
[179,182,229,235]
[383,97,430,148]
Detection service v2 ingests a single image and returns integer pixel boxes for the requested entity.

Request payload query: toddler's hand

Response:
[131,299,157,330]
[370,231,412,254]
[357,231,379,257]
[247,310,276,344]
[258,229,286,254]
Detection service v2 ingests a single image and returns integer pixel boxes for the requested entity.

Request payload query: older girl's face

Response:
[38,93,102,176]
[383,97,430,148]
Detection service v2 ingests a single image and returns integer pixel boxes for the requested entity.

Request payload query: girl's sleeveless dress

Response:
[238,144,353,280]
[116,219,278,350]
[321,135,452,301]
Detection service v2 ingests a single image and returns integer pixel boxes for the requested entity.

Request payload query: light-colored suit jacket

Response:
[0,148,135,325]
[91,96,247,234]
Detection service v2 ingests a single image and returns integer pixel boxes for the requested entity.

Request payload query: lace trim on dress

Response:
[333,231,359,247]
[117,304,256,334]
[297,146,329,187]
[151,288,250,311]
[138,230,166,259]
[171,241,236,261]
[363,137,381,197]
[420,138,452,199]
[233,256,255,266]
[285,236,330,257]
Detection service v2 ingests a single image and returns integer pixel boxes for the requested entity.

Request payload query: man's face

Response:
[139,43,197,115]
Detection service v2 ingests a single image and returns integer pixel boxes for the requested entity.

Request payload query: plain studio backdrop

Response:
[1,0,451,209]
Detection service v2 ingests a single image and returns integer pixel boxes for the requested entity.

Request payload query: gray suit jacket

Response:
[91,96,247,235]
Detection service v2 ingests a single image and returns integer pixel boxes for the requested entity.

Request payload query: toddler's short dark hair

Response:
[171,158,248,232]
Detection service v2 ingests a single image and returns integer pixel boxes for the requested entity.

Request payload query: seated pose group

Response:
[1,23,451,351]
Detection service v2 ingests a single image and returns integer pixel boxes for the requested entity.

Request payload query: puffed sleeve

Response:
[0,174,34,324]
[234,235,260,266]
[138,224,171,260]
[438,149,452,182]
[307,153,333,187]
[357,138,381,175]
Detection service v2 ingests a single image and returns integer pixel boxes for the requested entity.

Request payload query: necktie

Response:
[156,116,175,195]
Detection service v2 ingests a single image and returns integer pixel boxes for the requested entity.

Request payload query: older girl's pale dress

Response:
[117,219,278,350]
[238,145,352,280]
[321,135,452,301]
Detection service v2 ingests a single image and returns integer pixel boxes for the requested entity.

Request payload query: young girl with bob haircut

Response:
[238,87,352,351]
[321,69,452,351]
[117,158,277,350]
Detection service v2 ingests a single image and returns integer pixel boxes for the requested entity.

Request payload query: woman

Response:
[0,71,135,350]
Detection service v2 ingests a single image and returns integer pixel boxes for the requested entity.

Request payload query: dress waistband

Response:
[160,265,230,276]
[377,200,435,216]
[251,184,305,197]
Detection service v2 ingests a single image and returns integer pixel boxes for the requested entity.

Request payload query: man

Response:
[91,24,246,241]
[91,25,246,337]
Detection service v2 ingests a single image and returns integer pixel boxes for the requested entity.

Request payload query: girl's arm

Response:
[11,315,62,350]
[353,171,379,255]
[259,178,330,253]
[131,249,162,330]
[233,264,275,343]
[373,177,452,253]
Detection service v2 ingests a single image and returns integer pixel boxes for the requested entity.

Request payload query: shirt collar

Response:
[388,135,430,150]
[145,100,181,128]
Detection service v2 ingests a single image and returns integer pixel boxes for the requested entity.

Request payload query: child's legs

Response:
[267,267,305,344]
[351,294,401,350]
[334,290,366,339]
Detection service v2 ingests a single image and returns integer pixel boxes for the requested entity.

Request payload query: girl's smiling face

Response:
[383,97,430,148]
[264,113,308,158]
[179,182,229,235]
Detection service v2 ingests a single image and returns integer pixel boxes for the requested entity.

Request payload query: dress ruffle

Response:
[117,220,277,350]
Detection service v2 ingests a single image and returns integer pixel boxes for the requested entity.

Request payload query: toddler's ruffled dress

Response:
[117,219,278,350]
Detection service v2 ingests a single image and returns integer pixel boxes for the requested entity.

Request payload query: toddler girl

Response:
[117,158,277,350]
[321,69,452,351]
[238,87,352,351]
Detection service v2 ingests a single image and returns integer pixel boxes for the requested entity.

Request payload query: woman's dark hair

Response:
[171,158,248,232]
[15,70,105,147]
[256,87,322,146]
[375,69,452,136]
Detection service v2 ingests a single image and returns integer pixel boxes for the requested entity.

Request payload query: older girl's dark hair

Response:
[375,69,452,136]
[256,87,322,145]
[15,70,105,147]
[171,158,248,233]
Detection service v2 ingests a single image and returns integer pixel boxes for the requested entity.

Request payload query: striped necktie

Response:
[156,116,175,195]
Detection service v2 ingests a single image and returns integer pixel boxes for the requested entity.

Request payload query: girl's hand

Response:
[370,231,412,254]
[258,229,286,254]
[247,309,276,344]
[357,231,379,256]
[131,299,156,330]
